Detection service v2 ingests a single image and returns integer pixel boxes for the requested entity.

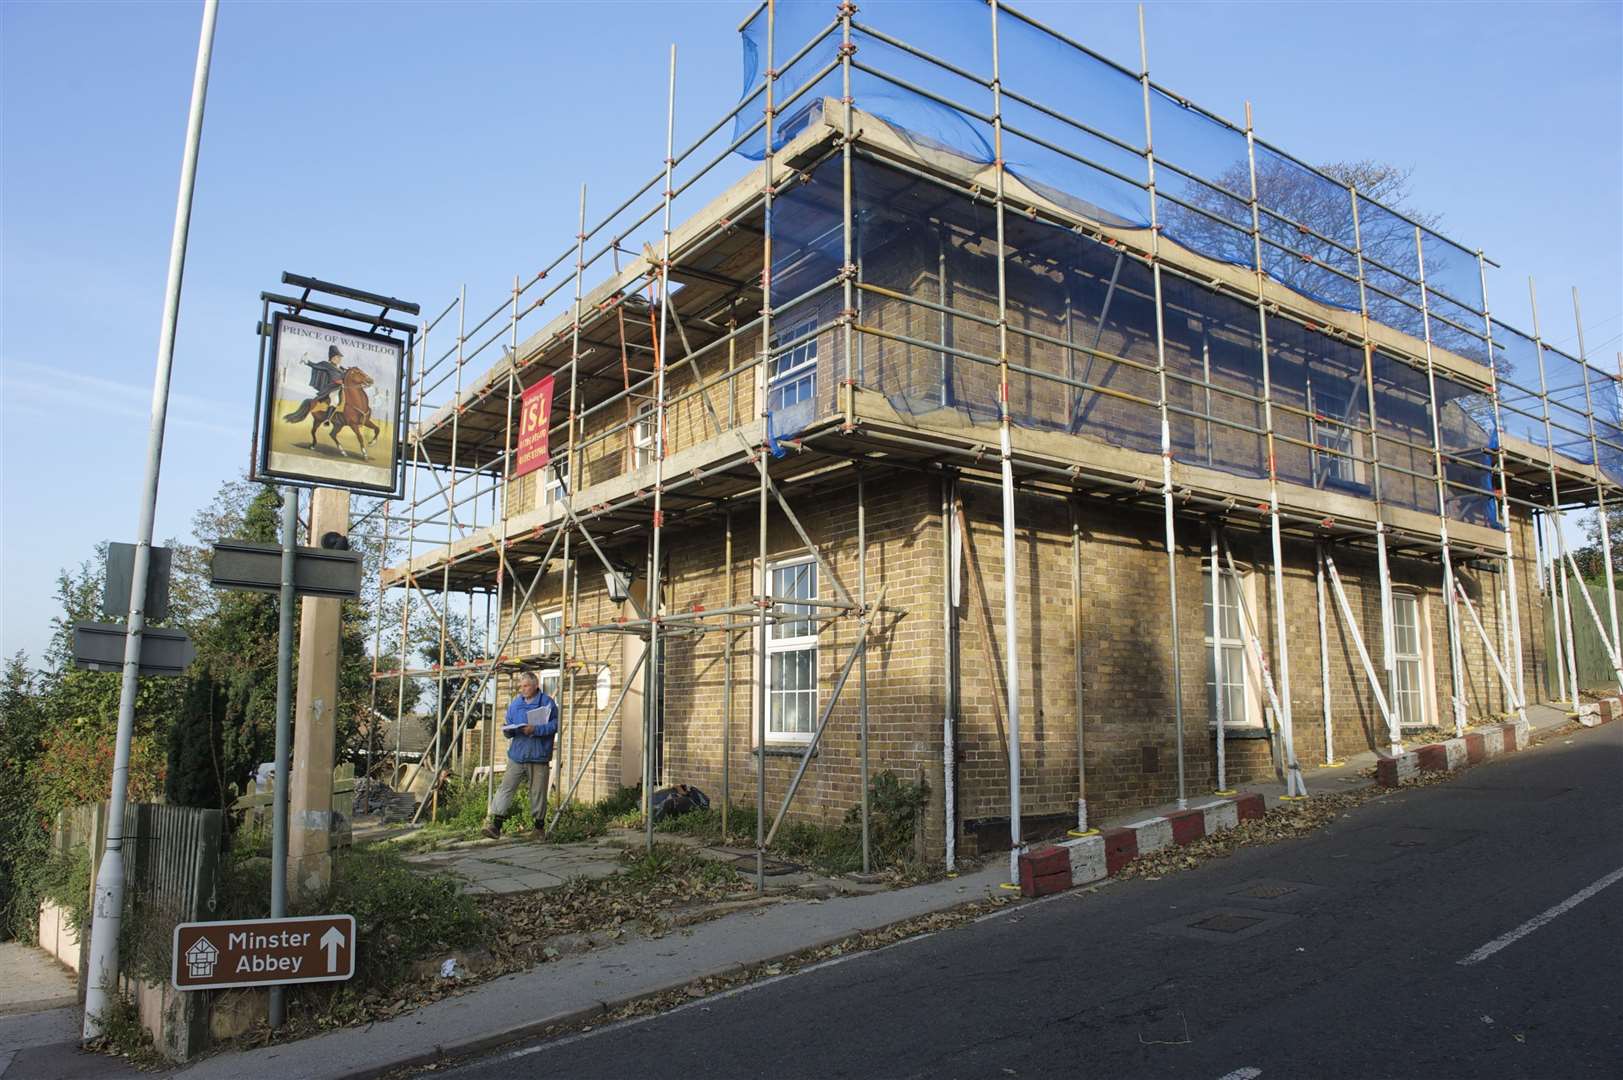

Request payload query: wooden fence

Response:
[1543,580,1623,695]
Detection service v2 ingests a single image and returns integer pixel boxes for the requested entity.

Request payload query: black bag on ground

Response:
[651,784,711,822]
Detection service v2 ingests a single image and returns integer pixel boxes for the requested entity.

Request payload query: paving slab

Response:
[0,943,78,1017]
[403,839,624,895]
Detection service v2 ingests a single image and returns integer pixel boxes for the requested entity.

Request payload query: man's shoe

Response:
[533,818,547,834]
[480,820,502,840]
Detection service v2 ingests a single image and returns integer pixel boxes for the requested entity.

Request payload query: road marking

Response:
[1457,865,1623,966]
[1216,1069,1261,1080]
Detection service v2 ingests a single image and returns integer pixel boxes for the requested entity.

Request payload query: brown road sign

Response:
[172,914,355,991]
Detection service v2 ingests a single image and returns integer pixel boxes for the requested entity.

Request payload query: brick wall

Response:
[481,459,1543,864]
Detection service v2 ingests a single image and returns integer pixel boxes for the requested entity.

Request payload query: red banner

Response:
[514,375,556,478]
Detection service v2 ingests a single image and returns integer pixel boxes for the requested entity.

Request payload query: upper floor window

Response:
[633,403,656,469]
[768,320,817,413]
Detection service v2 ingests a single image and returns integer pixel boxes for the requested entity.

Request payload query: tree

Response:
[1573,506,1623,582]
[166,668,225,808]
[1162,156,1443,316]
[0,653,48,939]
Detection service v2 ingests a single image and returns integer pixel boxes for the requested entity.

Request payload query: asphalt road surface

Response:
[433,721,1623,1080]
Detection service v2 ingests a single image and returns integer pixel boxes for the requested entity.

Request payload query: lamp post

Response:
[83,0,219,1041]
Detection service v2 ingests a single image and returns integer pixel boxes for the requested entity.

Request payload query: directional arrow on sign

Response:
[320,926,345,973]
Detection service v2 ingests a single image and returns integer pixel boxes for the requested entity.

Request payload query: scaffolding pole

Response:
[1323,547,1401,745]
[646,42,678,856]
[1315,539,1335,765]
[1348,189,1401,727]
[557,183,589,821]
[1571,287,1622,694]
[1218,530,1302,796]
[990,0,1027,882]
[431,286,467,818]
[1138,2,1188,813]
[1071,497,1090,830]
[1451,573,1526,720]
[1476,253,1527,715]
[755,0,776,898]
[1414,226,1468,736]
[943,471,960,869]
[857,466,871,874]
[1529,279,1582,706]
[1209,521,1229,792]
[1243,99,1304,798]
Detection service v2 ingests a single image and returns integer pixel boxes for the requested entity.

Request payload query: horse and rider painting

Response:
[282,344,382,457]
[255,313,406,495]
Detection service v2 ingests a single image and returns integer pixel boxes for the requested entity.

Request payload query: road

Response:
[432,721,1623,1079]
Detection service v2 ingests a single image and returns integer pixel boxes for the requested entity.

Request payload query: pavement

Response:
[399,836,625,894]
[0,1007,142,1080]
[423,713,1623,1080]
[0,942,79,1017]
[171,857,1012,1080]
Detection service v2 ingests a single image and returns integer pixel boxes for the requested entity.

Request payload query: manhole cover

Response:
[1235,883,1298,900]
[1190,913,1265,934]
[1151,907,1298,943]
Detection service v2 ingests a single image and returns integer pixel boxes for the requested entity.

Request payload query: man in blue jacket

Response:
[482,670,559,838]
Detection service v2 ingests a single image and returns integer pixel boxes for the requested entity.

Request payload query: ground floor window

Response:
[1392,591,1430,726]
[1203,560,1257,728]
[766,556,818,741]
[532,608,562,657]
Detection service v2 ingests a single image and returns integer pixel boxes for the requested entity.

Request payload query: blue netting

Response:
[1252,142,1361,311]
[1541,345,1597,464]
[1490,320,1546,450]
[1433,370,1496,526]
[1159,269,1267,480]
[1425,291,1490,367]
[1419,228,1483,313]
[722,2,1612,512]
[1371,350,1437,515]
[1589,368,1623,486]
[1268,316,1372,496]
[765,160,846,449]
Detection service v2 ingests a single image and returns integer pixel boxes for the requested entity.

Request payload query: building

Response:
[371,1,1622,874]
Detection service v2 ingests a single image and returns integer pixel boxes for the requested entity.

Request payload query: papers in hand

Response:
[503,703,555,735]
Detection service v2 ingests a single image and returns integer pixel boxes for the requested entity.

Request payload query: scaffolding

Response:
[361,0,1623,885]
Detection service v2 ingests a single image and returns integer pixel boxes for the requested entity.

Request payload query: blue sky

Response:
[3,0,1620,664]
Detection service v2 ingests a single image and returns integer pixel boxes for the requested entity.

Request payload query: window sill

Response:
[757,743,817,758]
[1209,725,1271,740]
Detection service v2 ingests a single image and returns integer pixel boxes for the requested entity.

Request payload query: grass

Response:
[218,830,484,1004]
[652,770,932,876]
[392,779,643,851]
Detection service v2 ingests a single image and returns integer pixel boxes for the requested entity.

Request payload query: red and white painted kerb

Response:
[1017,792,1265,898]
[1375,717,1529,787]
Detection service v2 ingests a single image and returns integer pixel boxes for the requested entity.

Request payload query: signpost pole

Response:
[82,0,218,1041]
[289,488,348,902]
[269,486,298,1029]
